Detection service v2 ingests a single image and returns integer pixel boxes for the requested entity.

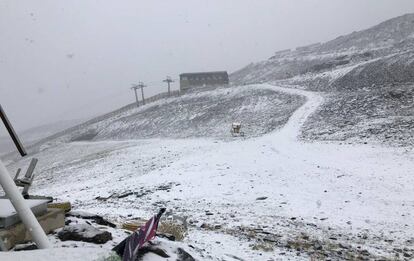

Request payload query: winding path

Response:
[263,84,324,141]
[12,83,413,260]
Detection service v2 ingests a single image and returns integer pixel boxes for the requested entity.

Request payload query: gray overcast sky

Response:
[1,0,414,135]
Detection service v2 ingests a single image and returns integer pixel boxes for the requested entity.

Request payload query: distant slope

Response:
[231,13,414,87]
[53,86,305,142]
[317,13,414,52]
[2,85,304,159]
[231,13,414,146]
[0,119,83,155]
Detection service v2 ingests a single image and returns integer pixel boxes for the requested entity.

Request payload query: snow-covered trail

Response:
[19,83,413,259]
[130,84,413,256]
[242,84,413,235]
[259,84,324,141]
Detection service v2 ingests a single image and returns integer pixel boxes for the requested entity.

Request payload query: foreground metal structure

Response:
[0,104,51,249]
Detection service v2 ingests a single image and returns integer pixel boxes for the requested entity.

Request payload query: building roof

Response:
[179,71,228,77]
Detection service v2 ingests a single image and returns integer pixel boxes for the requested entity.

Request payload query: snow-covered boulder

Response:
[57,224,112,244]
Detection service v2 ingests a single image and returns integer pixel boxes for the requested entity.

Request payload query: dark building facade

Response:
[179,71,229,92]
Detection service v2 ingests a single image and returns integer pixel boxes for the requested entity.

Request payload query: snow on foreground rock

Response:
[0,241,194,261]
[0,248,110,261]
[4,84,414,260]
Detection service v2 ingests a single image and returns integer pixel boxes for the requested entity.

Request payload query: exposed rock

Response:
[117,192,134,199]
[57,224,112,244]
[137,246,170,260]
[157,233,176,241]
[301,86,414,147]
[176,247,196,261]
[67,211,116,228]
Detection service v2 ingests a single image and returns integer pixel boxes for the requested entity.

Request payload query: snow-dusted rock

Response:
[57,224,112,244]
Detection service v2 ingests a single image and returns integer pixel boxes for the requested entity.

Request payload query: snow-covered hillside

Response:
[2,84,413,260]
[301,85,414,146]
[1,13,414,261]
[1,85,304,160]
[69,86,304,141]
[231,13,414,146]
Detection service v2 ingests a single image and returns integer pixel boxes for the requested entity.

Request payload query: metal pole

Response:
[140,86,145,105]
[0,159,51,249]
[14,168,21,181]
[0,105,27,156]
[132,87,139,107]
[21,158,38,197]
[163,77,174,97]
[138,82,146,105]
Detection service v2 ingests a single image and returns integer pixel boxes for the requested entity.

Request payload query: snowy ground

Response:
[2,84,414,260]
[0,248,109,261]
